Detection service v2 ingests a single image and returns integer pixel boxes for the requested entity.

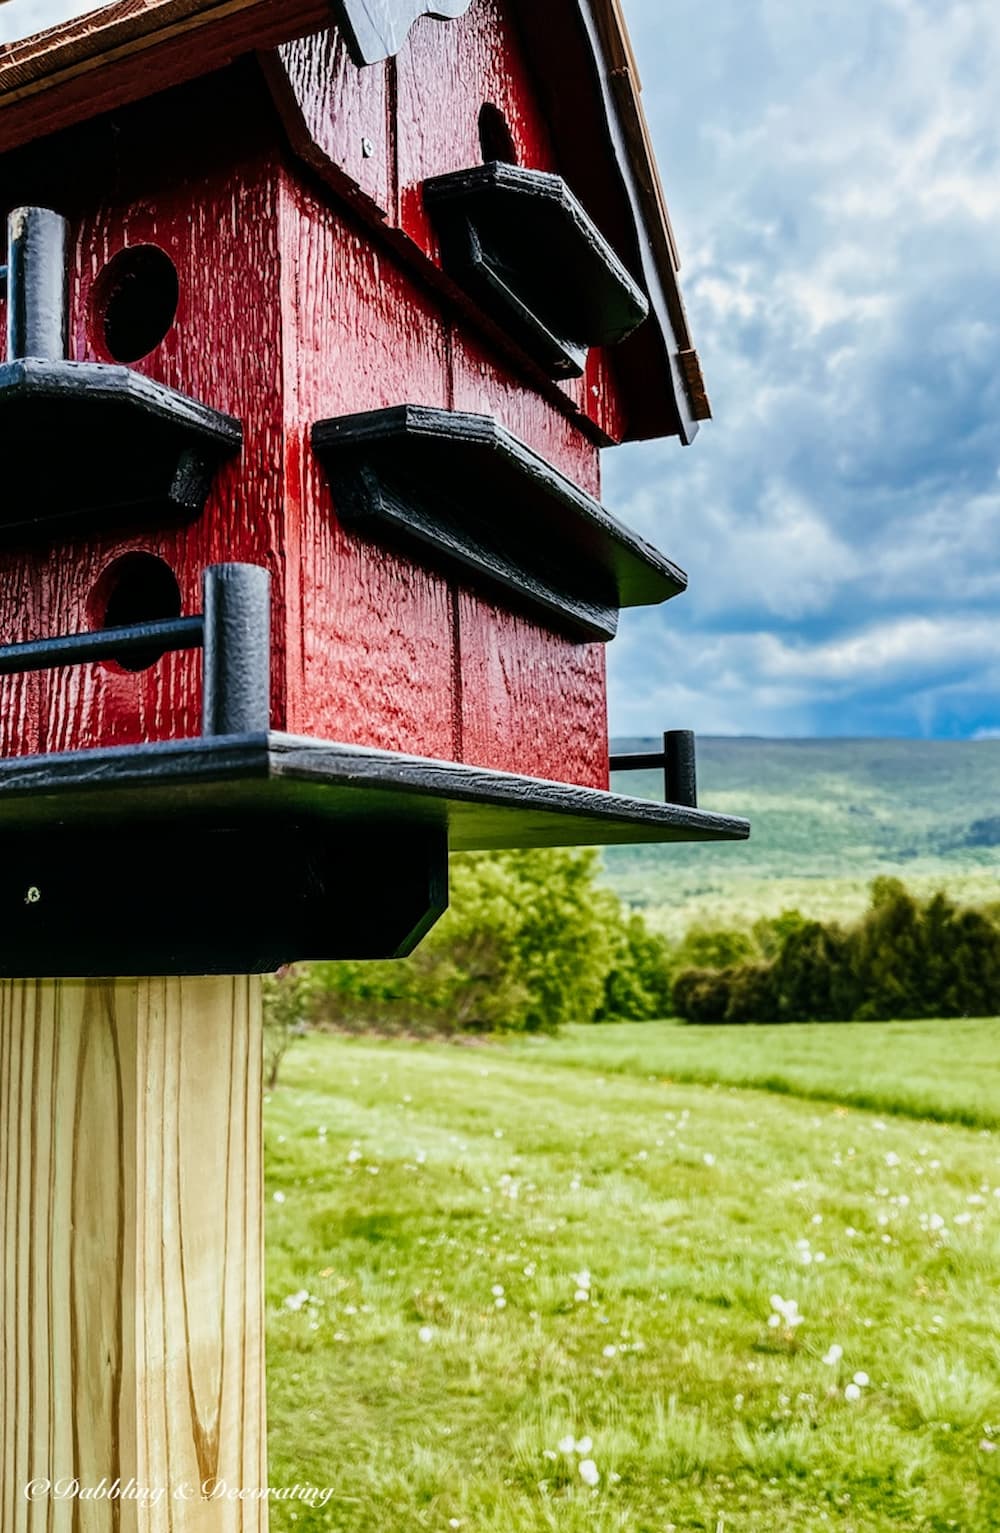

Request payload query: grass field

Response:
[264,1022,1000,1532]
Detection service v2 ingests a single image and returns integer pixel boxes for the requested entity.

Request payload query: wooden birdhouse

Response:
[0,0,748,974]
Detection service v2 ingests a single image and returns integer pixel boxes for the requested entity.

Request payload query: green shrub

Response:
[671,968,733,1024]
[673,880,1000,1026]
[600,911,673,1020]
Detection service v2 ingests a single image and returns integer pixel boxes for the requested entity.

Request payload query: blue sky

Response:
[4,0,997,739]
[606,0,1000,740]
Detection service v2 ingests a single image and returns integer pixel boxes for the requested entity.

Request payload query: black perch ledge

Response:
[0,360,241,538]
[1,205,240,537]
[312,403,685,642]
[424,162,649,379]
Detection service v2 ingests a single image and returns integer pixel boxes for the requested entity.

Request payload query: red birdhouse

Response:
[0,0,747,974]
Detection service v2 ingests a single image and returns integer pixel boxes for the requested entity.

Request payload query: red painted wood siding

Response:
[266,0,633,445]
[280,170,609,787]
[0,143,287,757]
[0,53,615,788]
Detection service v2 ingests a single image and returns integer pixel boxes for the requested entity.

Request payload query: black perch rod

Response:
[201,563,272,736]
[6,206,68,362]
[610,728,698,808]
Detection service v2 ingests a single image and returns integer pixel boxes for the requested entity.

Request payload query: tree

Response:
[262,964,316,1087]
[600,911,673,1021]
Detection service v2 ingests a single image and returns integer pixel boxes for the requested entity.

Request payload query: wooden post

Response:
[0,977,267,1533]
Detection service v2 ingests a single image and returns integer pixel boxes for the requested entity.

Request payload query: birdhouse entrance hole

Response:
[478,103,517,164]
[90,552,183,670]
[91,244,179,363]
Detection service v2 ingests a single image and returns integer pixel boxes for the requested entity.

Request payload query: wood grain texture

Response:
[393,0,582,422]
[279,172,459,760]
[0,976,266,1532]
[0,79,288,757]
[264,28,394,219]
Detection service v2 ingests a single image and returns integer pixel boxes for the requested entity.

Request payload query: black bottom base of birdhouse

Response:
[0,819,447,977]
[0,730,749,975]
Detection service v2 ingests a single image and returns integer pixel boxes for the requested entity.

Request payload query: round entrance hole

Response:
[478,103,518,165]
[91,245,179,363]
[89,552,182,672]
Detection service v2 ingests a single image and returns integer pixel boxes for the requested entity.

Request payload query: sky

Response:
[3,0,998,739]
[605,0,1000,740]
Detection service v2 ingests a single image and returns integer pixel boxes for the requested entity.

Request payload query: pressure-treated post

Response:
[0,977,268,1532]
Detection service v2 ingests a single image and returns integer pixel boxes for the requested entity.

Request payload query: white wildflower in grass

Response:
[576,1437,593,1455]
[603,1344,618,1359]
[853,1372,870,1387]
[578,1459,600,1488]
[273,1191,287,1204]
[418,1326,434,1344]
[954,1212,973,1226]
[494,1297,507,1310]
[811,1213,823,1225]
[885,1151,901,1167]
[703,1153,716,1166]
[769,1295,804,1329]
[347,1148,362,1163]
[492,1284,505,1298]
[822,1344,844,1366]
[844,1383,862,1402]
[558,1435,576,1455]
[284,1289,309,1312]
[928,1213,946,1231]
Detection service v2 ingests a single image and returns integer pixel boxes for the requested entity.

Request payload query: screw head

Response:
[361,137,375,159]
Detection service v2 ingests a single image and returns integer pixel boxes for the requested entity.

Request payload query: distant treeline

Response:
[673,878,1000,1025]
[263,857,1000,1075]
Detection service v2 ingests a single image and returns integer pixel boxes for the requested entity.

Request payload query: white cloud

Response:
[604,0,1000,738]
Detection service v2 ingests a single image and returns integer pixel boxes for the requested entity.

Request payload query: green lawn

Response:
[265,1024,1000,1532]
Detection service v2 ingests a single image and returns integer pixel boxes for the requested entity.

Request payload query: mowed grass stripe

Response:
[509,1018,1000,1132]
[264,1029,1000,1532]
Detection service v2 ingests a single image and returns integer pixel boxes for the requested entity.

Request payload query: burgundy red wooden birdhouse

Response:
[0,0,747,975]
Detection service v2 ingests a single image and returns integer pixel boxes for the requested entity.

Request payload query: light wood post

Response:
[0,977,267,1533]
